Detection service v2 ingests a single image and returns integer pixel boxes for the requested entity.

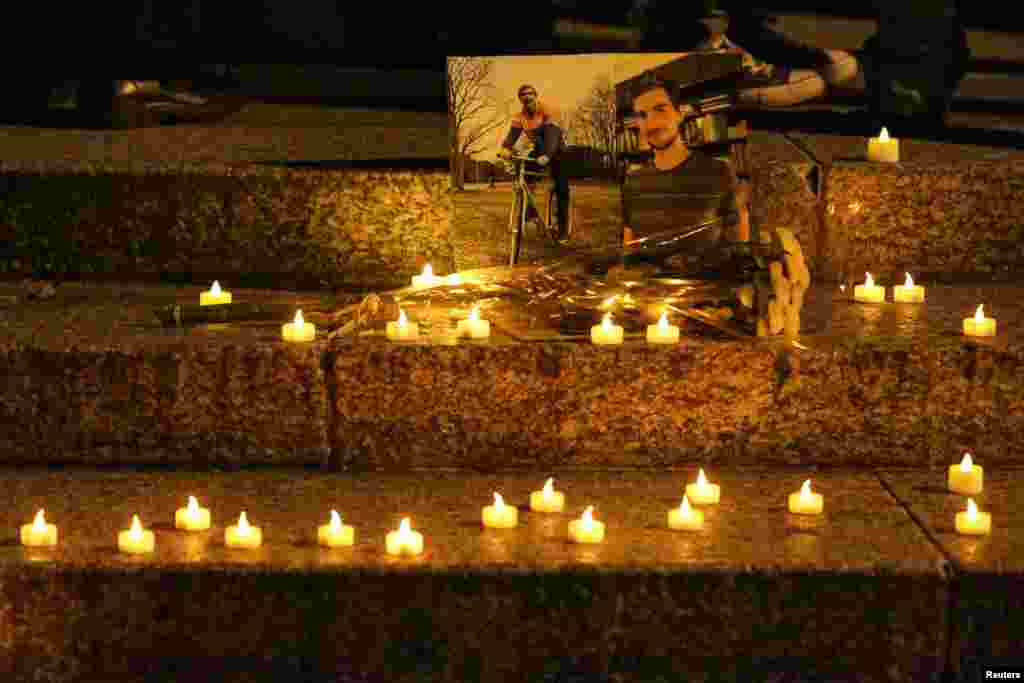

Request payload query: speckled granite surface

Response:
[2,282,1024,470]
[880,469,1024,682]
[1,468,949,683]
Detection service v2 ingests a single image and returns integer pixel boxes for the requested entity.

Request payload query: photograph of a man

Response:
[497,85,572,242]
[621,73,746,248]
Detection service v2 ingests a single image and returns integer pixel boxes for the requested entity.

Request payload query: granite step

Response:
[3,466,994,683]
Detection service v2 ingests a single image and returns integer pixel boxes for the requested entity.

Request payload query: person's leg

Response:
[550,156,571,240]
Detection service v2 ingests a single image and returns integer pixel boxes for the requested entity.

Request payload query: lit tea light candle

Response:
[21,509,57,547]
[788,480,824,515]
[482,492,518,528]
[457,304,491,339]
[175,496,211,531]
[956,498,991,536]
[412,264,441,289]
[963,304,996,337]
[854,272,885,303]
[282,310,316,343]
[568,506,605,544]
[685,469,720,505]
[948,452,983,495]
[647,311,680,344]
[225,511,262,549]
[200,280,232,306]
[667,495,704,531]
[386,308,420,341]
[386,517,423,556]
[867,127,899,163]
[318,510,355,548]
[893,272,925,303]
[591,312,624,345]
[118,514,155,554]
[530,478,565,513]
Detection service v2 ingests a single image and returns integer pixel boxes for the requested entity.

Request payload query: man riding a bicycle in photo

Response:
[498,84,572,243]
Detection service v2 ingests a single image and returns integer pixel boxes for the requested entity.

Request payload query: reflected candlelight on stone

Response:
[21,509,57,547]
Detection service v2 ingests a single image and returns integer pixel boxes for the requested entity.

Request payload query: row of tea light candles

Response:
[852,273,997,336]
[201,269,681,345]
[19,453,993,554]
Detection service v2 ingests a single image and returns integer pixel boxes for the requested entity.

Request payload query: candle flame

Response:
[800,480,813,498]
[658,311,669,329]
[238,511,250,532]
[960,453,973,471]
[966,498,978,519]
[904,273,914,287]
[975,304,985,321]
[543,478,554,497]
[469,305,480,322]
[33,509,46,529]
[864,272,874,288]
[294,310,304,326]
[680,495,692,516]
[422,264,433,278]
[399,517,412,535]
[840,284,846,292]
[330,509,341,529]
[211,281,221,295]
[697,469,708,486]
[879,127,890,142]
[447,273,463,286]
[130,514,143,537]
[398,308,408,325]
[581,505,594,527]
[187,496,199,514]
[494,492,504,509]
[602,312,613,331]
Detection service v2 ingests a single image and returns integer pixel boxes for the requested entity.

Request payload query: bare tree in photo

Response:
[447,57,510,191]
[573,75,619,169]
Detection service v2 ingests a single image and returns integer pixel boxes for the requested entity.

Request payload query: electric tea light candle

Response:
[457,304,491,339]
[647,311,680,344]
[482,492,518,528]
[685,469,720,505]
[530,478,565,513]
[318,510,355,548]
[668,495,704,531]
[867,127,899,163]
[200,280,232,306]
[386,308,420,341]
[893,272,925,303]
[956,498,992,536]
[788,480,824,515]
[21,509,57,547]
[854,272,885,303]
[175,496,211,531]
[963,304,996,337]
[282,310,316,343]
[118,515,155,554]
[568,506,605,544]
[592,312,624,345]
[948,452,983,495]
[412,264,441,289]
[386,517,423,556]
[225,512,262,549]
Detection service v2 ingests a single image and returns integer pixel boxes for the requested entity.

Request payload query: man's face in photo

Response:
[632,86,690,151]
[519,88,538,113]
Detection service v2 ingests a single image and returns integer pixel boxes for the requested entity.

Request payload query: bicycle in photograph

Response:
[500,152,574,266]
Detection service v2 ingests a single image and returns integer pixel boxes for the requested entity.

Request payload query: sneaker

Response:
[698,34,782,84]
